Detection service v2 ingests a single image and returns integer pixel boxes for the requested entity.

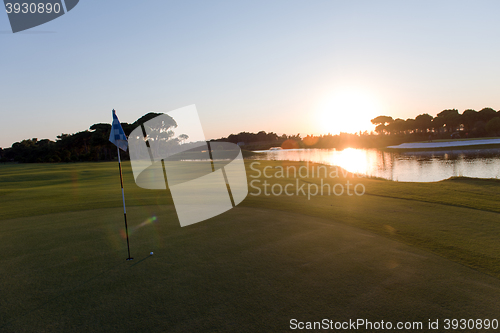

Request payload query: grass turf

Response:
[1,161,500,331]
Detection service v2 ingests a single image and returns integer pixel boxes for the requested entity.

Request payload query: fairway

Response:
[1,161,500,331]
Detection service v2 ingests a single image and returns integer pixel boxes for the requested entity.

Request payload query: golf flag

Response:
[109,109,128,151]
[110,109,133,260]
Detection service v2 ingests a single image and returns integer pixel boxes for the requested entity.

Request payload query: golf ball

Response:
[150,252,154,255]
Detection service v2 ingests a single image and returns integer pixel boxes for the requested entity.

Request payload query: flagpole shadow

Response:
[128,255,154,268]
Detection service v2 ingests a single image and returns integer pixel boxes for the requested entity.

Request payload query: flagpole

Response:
[117,146,133,261]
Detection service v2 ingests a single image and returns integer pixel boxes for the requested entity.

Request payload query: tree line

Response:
[0,112,161,163]
[0,114,303,163]
[370,107,500,137]
[214,107,500,150]
[1,107,499,163]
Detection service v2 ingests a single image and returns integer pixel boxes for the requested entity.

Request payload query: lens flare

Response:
[120,215,158,239]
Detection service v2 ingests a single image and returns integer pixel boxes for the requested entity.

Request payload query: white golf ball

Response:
[150,252,154,255]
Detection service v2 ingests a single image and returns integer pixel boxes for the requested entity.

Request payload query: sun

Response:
[316,89,381,135]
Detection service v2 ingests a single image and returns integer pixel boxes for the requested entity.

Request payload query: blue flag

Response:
[109,109,128,151]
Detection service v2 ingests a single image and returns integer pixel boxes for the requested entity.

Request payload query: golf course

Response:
[1,160,500,332]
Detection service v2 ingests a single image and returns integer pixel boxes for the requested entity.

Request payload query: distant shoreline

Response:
[386,138,500,150]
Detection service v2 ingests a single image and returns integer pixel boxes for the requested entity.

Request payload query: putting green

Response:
[1,206,500,332]
[2,160,500,331]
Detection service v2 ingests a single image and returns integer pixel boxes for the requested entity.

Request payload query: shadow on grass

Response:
[128,254,154,268]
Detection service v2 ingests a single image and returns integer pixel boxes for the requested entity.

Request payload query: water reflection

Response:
[329,148,369,175]
[251,148,500,182]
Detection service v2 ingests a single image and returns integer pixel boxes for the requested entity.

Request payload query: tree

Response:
[266,132,279,141]
[140,113,179,158]
[478,108,497,123]
[371,115,394,135]
[371,115,393,126]
[225,134,238,143]
[404,118,417,134]
[386,118,405,135]
[414,114,433,133]
[435,109,460,133]
[461,109,478,132]
[178,134,189,144]
[89,123,111,132]
[374,124,386,134]
[90,123,112,161]
[486,117,500,136]
[432,116,445,133]
[8,139,41,162]
[256,131,267,142]
[474,121,487,136]
[132,112,165,127]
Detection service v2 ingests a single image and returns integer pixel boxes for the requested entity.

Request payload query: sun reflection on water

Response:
[251,147,500,182]
[328,148,368,175]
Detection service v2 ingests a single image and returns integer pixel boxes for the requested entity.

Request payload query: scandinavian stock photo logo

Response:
[3,0,79,33]
[128,105,249,227]
[248,161,366,200]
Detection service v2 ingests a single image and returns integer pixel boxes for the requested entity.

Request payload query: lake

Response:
[250,148,500,182]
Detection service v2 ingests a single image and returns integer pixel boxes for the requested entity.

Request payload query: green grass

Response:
[244,161,500,275]
[1,161,500,332]
[0,162,170,220]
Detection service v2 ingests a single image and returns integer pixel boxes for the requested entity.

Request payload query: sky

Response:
[1,0,500,148]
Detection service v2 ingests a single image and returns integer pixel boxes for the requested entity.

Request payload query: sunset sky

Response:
[2,1,500,148]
